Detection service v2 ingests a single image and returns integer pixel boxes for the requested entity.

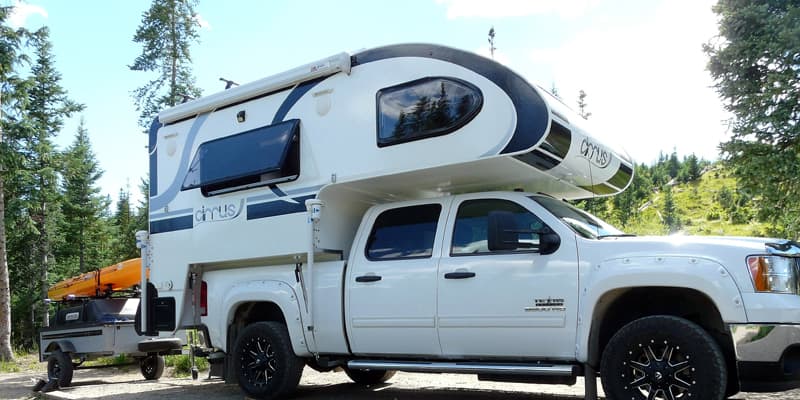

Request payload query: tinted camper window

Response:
[377,77,482,147]
[182,119,300,195]
[366,204,442,260]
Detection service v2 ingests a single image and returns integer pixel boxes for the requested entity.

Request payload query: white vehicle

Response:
[138,43,800,400]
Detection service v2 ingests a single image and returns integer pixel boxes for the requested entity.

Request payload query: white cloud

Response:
[8,0,47,28]
[437,0,598,19]
[194,13,211,30]
[529,0,728,162]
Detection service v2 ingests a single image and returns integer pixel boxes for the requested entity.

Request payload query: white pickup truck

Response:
[138,44,800,399]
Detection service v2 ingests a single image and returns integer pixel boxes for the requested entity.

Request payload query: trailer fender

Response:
[219,280,309,357]
[40,340,76,362]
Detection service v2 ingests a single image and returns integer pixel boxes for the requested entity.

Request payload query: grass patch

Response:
[0,359,22,373]
[0,350,44,373]
[165,354,209,377]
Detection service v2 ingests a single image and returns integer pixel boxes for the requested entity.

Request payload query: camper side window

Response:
[376,77,482,147]
[181,119,300,196]
[365,204,442,260]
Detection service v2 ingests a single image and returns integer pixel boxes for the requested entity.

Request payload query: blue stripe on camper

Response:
[150,215,193,234]
[269,184,288,197]
[352,44,550,156]
[148,118,162,197]
[247,195,316,221]
[272,77,326,124]
[150,112,211,213]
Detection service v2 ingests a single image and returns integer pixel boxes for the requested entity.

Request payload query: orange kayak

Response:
[48,258,148,300]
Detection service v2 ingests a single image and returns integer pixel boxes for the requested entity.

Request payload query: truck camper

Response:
[138,44,800,400]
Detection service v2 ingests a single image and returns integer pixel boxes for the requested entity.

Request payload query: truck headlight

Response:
[747,256,799,294]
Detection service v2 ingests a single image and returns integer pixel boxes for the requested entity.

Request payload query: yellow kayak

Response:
[48,258,147,300]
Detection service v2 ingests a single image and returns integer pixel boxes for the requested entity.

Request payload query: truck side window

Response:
[376,77,483,147]
[366,204,442,260]
[451,199,545,255]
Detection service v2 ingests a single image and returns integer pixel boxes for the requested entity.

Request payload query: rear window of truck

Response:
[365,204,442,260]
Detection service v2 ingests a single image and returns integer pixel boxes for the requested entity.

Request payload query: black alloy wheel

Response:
[233,321,304,399]
[601,315,727,400]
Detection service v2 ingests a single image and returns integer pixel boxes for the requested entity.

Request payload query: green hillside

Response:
[607,164,774,238]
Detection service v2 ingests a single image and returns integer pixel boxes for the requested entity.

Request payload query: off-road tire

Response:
[47,349,74,387]
[140,354,165,380]
[600,315,727,400]
[343,367,396,384]
[232,322,304,399]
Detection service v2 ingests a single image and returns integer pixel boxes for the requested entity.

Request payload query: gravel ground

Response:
[2,365,800,400]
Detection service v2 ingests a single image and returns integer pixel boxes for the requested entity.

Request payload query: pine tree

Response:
[112,187,139,261]
[130,0,202,128]
[431,81,451,127]
[667,150,680,179]
[59,118,110,276]
[662,184,680,233]
[24,27,83,328]
[550,83,561,99]
[705,0,800,238]
[0,5,27,362]
[612,164,653,228]
[577,89,591,119]
[682,153,701,183]
[487,26,496,59]
[135,176,150,234]
[411,96,431,131]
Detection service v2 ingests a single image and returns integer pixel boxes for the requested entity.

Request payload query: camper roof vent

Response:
[159,52,352,125]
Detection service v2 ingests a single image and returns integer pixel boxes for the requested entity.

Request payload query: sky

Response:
[6,0,728,204]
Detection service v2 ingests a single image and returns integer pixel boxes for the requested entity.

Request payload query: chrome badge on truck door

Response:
[525,298,566,312]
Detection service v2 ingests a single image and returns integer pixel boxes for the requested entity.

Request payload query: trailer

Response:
[39,260,181,388]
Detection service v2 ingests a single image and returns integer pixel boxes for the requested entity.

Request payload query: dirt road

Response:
[2,365,799,399]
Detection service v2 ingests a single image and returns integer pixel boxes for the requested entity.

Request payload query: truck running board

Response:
[347,360,577,376]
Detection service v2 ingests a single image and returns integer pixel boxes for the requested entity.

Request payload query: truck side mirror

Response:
[487,211,560,255]
[488,211,524,251]
[538,228,561,256]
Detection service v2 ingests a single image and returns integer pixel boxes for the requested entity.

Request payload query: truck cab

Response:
[346,192,579,359]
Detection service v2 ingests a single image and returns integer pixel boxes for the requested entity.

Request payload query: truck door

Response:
[437,195,579,359]
[345,200,449,356]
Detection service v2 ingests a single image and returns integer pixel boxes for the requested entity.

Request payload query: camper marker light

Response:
[747,255,799,294]
[236,110,245,123]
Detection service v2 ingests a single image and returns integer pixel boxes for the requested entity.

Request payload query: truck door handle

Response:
[444,271,476,279]
[355,275,382,283]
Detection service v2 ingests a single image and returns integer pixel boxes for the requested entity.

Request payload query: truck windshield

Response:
[529,195,627,239]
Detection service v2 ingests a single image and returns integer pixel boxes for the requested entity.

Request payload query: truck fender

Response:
[220,279,310,357]
[576,256,748,363]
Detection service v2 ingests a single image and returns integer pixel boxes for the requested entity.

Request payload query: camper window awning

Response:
[182,119,300,194]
